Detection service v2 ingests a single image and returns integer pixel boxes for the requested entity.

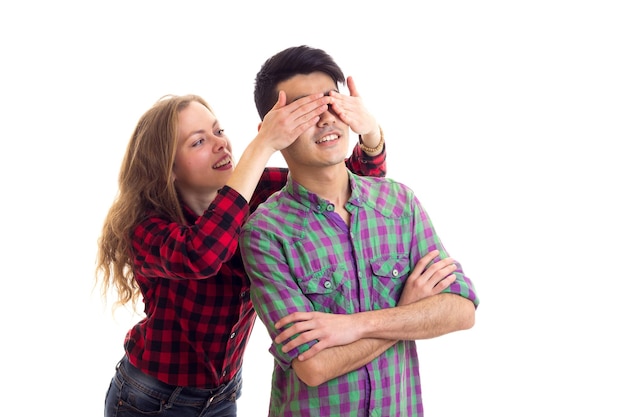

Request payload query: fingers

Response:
[274,311,317,346]
[288,93,329,117]
[269,92,329,124]
[260,93,331,147]
[346,75,360,98]
[427,258,457,281]
[274,313,325,360]
[434,273,457,292]
[296,343,325,362]
[412,250,457,284]
[326,77,374,135]
[274,311,357,361]
[270,90,287,111]
[283,94,331,132]
[399,250,458,305]
[274,321,308,345]
[280,330,319,353]
[275,311,312,330]
[418,260,457,292]
[411,250,440,277]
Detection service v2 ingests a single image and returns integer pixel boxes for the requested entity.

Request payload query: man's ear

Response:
[257,122,262,132]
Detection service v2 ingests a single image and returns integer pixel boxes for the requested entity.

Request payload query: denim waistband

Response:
[116,355,241,407]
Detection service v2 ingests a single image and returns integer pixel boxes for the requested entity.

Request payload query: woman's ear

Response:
[257,122,262,132]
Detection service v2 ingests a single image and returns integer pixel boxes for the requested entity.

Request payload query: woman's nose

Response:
[213,136,227,151]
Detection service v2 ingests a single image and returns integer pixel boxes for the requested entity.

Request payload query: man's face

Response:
[277,71,350,170]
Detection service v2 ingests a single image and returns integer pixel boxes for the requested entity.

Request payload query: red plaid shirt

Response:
[124,145,386,387]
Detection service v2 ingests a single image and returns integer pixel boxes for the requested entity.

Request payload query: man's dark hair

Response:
[254,45,346,120]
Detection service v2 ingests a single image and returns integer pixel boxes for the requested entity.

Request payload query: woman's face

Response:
[172,101,234,199]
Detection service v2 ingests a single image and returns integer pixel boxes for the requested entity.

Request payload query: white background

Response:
[1,1,624,416]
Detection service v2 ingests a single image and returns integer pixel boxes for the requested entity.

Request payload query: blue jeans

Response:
[104,356,242,417]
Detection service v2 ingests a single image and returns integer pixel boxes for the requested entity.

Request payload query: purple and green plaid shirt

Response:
[240,171,479,417]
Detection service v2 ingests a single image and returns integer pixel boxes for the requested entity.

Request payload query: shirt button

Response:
[392,269,399,277]
[230,332,236,339]
[326,204,334,211]
[324,281,332,289]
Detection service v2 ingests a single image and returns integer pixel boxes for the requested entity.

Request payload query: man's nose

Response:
[317,107,336,126]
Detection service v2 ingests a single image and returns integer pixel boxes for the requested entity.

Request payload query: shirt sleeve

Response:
[249,168,289,214]
[345,141,386,177]
[239,225,318,370]
[411,195,480,308]
[132,186,249,280]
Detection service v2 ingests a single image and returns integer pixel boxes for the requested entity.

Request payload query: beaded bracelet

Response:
[359,126,385,153]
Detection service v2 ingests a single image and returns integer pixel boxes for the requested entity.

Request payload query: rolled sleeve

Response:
[412,197,480,308]
[240,226,319,370]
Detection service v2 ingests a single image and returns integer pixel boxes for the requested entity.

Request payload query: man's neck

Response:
[290,165,351,208]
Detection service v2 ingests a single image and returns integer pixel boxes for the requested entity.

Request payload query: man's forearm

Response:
[281,293,475,386]
[292,337,396,387]
[360,293,475,341]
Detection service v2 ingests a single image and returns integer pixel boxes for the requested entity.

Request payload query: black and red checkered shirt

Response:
[124,145,385,387]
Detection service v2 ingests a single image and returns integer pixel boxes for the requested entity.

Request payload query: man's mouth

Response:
[315,134,339,144]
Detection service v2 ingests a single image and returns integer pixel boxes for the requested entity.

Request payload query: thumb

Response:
[347,76,361,98]
[272,90,287,109]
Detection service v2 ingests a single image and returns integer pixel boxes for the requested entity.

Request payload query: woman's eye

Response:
[217,129,225,135]
[192,138,205,147]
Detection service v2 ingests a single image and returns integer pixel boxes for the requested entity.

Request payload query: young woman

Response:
[96,89,386,417]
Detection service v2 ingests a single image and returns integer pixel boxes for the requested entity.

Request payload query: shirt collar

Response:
[284,171,368,213]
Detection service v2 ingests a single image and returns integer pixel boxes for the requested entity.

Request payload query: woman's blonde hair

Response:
[95,94,214,311]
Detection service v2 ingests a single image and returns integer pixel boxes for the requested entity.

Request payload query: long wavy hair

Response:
[95,94,214,311]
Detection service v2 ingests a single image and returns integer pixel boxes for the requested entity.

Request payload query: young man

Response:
[240,45,479,416]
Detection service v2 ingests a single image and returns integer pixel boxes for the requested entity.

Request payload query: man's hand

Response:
[273,311,362,362]
[398,250,457,306]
